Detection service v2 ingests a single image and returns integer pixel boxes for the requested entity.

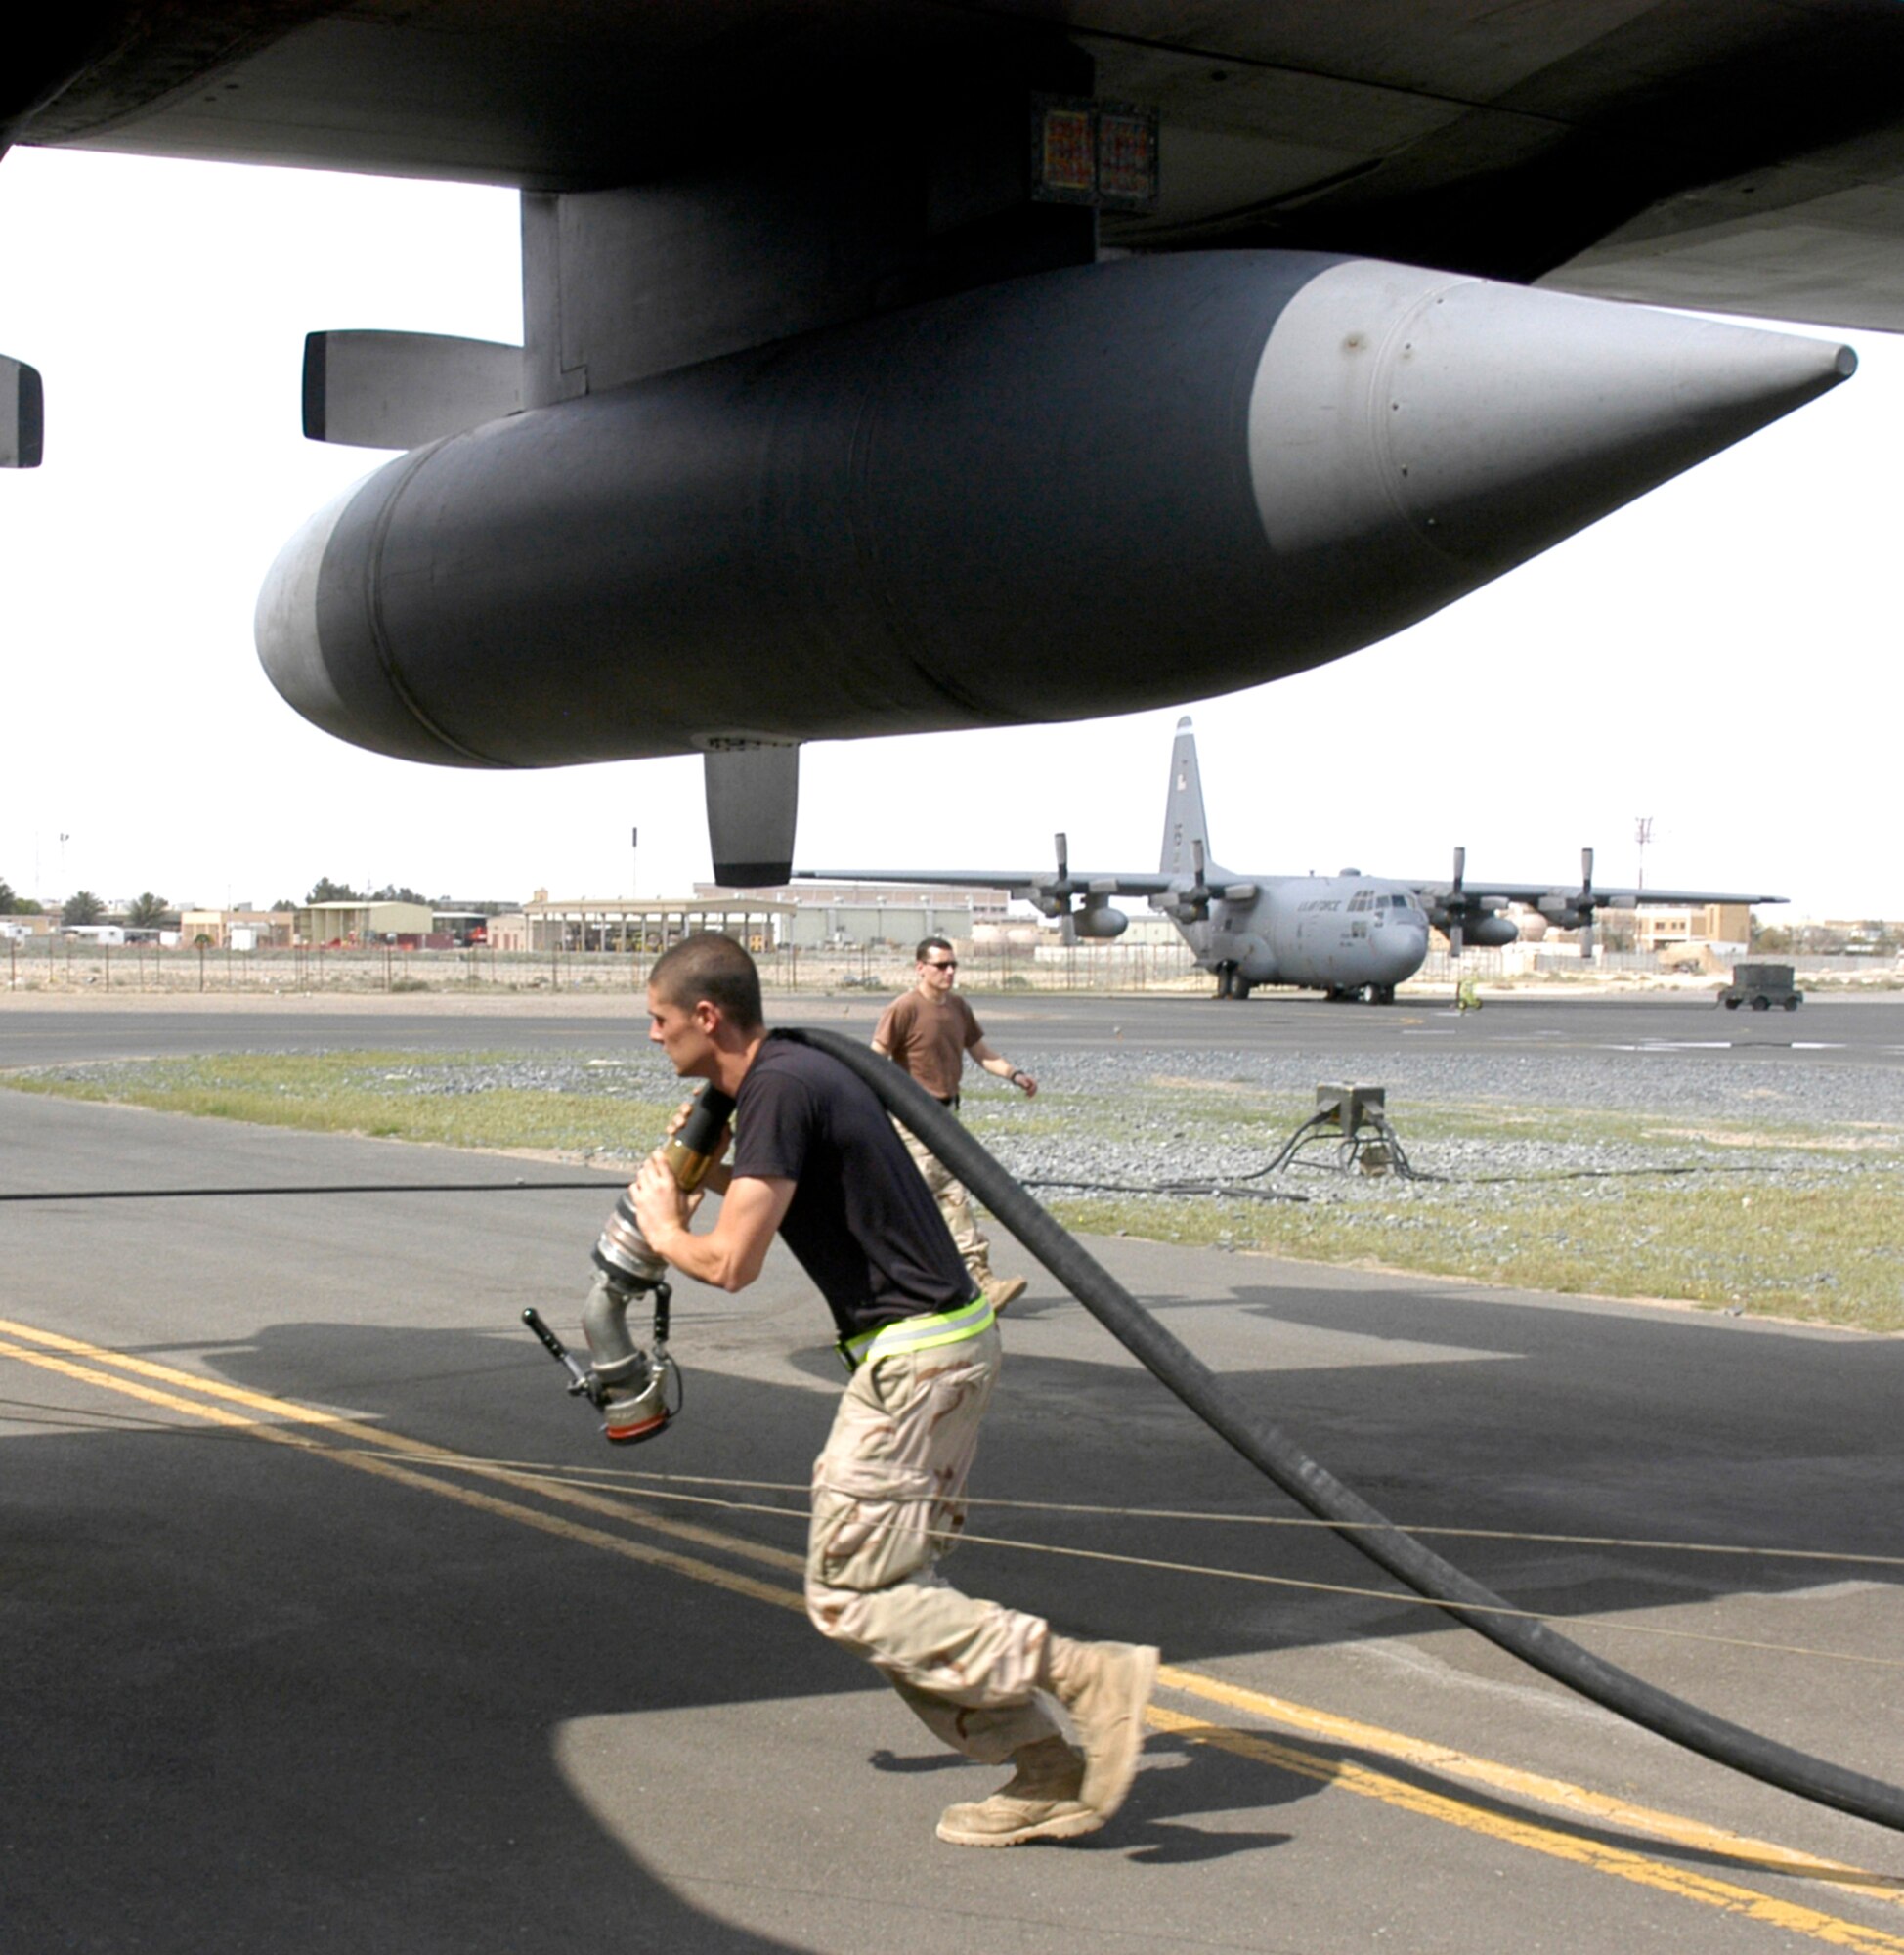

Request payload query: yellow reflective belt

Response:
[839,1294,994,1370]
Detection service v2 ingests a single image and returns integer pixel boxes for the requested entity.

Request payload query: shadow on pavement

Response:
[5,1317,1339,1950]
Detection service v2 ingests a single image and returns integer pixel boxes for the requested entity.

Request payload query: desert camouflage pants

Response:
[894,1117,994,1288]
[805,1322,1059,1763]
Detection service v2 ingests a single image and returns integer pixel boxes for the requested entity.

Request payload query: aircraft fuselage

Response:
[1169,875,1430,998]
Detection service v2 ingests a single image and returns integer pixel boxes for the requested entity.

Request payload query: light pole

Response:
[1634,815,1653,891]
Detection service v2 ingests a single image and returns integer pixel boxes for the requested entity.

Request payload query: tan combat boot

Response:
[1045,1637,1160,1819]
[935,1735,1099,1847]
[982,1274,1027,1313]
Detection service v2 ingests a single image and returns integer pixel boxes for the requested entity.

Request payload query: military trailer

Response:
[1719,961,1802,1010]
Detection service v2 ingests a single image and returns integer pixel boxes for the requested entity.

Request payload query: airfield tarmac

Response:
[4,992,1902,1952]
[5,984,1904,1071]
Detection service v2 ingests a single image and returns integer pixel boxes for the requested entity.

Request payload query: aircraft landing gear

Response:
[1364,983,1396,1005]
[1212,964,1252,999]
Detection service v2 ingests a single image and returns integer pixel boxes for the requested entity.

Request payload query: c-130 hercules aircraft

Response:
[807,719,1784,1003]
[4,6,1897,879]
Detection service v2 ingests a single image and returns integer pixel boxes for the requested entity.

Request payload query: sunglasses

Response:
[923,959,958,970]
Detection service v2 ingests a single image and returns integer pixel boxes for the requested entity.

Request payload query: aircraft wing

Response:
[1589,889,1785,909]
[11,3,1904,329]
[1411,862,1783,953]
[1411,881,1785,910]
[800,870,1180,900]
[14,8,1894,885]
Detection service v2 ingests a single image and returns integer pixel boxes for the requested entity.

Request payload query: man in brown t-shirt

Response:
[873,936,1038,1312]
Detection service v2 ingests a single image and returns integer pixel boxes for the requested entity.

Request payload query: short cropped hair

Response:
[650,932,764,1030]
[916,935,953,962]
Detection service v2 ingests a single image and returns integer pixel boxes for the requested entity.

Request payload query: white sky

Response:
[0,147,1896,921]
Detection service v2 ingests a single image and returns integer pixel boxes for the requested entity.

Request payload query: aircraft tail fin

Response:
[1160,716,1214,879]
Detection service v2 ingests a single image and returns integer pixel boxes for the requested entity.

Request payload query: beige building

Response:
[520,894,794,953]
[295,899,434,944]
[1597,902,1753,955]
[699,879,1007,949]
[178,909,295,949]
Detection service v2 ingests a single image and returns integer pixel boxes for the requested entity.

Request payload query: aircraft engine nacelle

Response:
[257,253,1850,771]
[1070,902,1129,940]
[1463,915,1519,948]
[1540,904,1585,930]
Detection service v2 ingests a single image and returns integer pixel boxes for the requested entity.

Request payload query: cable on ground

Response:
[0,1178,619,1202]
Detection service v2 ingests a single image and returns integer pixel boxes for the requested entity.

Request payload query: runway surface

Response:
[4,997,1903,1951]
[5,986,1903,1073]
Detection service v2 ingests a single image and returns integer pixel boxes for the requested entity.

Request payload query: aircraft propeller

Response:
[1166,840,1258,923]
[1029,831,1077,919]
[1537,846,1601,953]
[1433,846,1503,956]
[1171,839,1217,924]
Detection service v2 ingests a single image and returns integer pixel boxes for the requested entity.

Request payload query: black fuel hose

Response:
[786,1026,1904,1836]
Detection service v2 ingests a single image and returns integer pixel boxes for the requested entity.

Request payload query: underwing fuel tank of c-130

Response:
[256,251,1852,772]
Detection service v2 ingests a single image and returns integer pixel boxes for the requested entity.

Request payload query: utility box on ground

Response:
[1314,1083,1386,1129]
[1719,961,1802,1011]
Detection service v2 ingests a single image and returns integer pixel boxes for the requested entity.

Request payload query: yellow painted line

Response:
[8,1315,1900,1948]
[1153,1664,1904,1908]
[0,1338,284,1432]
[0,1314,804,1577]
[1149,1705,1904,1955]
[0,1315,354,1424]
[370,1448,808,1576]
[243,1421,807,1615]
[0,1334,805,1615]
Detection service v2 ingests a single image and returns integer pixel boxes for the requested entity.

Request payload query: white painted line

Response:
[1603,1041,1733,1052]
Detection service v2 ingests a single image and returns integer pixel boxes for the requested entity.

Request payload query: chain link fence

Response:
[25,936,1880,997]
[2,935,1209,996]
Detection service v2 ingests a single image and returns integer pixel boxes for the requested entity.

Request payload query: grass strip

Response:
[1045,1178,1904,1333]
[6,1052,1900,1330]
[1,1051,676,1159]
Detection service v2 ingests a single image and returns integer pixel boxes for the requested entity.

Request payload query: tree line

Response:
[2,878,499,926]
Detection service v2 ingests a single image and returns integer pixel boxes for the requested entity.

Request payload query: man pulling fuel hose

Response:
[627,933,1159,1847]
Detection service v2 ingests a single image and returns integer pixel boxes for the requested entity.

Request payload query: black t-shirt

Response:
[730,1033,973,1339]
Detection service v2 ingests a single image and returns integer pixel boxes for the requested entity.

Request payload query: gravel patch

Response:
[14,1040,1898,1214]
[960,1044,1901,1217]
